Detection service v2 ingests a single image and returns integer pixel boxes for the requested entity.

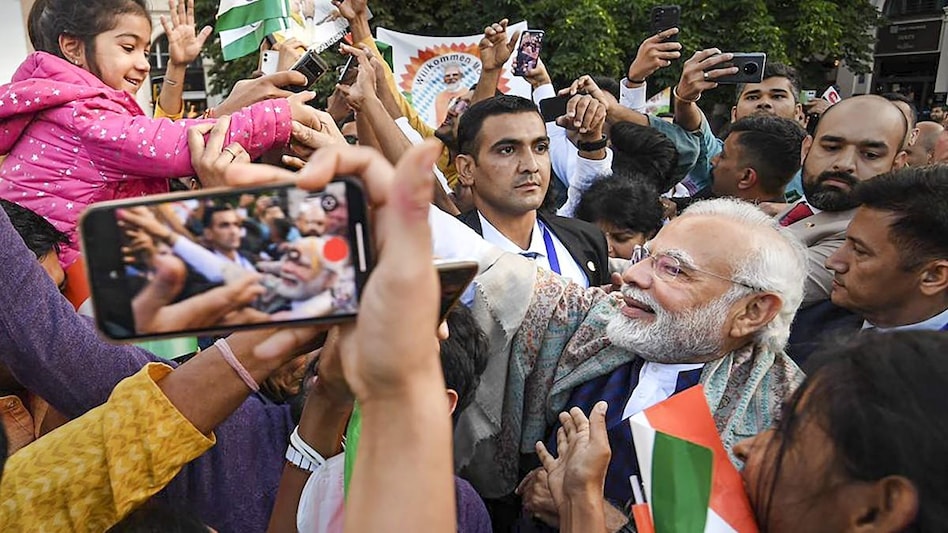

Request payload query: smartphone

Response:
[649,5,680,41]
[286,49,331,92]
[436,260,478,321]
[261,50,280,76]
[706,52,767,84]
[337,55,355,83]
[539,94,571,123]
[513,30,544,76]
[79,179,372,341]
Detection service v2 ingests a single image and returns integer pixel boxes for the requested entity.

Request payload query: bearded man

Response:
[430,197,807,529]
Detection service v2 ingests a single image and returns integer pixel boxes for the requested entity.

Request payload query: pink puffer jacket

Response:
[0,52,292,267]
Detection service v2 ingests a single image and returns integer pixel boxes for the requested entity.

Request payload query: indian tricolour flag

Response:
[629,386,758,533]
[217,0,292,61]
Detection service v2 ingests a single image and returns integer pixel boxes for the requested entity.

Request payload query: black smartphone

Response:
[513,30,544,76]
[706,52,767,84]
[286,49,331,92]
[437,260,478,321]
[649,5,680,41]
[539,94,571,123]
[79,179,372,341]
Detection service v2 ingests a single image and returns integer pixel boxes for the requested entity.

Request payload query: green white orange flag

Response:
[216,0,292,61]
[629,385,758,533]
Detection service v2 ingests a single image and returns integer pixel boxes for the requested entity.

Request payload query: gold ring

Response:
[223,147,239,160]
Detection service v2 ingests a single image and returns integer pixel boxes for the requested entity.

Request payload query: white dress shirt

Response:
[862,306,948,332]
[622,361,705,420]
[478,213,589,287]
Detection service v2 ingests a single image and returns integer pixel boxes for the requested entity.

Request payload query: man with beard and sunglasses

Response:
[429,196,807,530]
[778,95,908,308]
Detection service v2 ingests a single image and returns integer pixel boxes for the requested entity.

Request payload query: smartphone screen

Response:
[80,179,372,341]
[436,260,478,321]
[513,30,544,76]
[649,5,680,41]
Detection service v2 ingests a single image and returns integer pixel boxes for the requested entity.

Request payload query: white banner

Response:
[376,22,532,128]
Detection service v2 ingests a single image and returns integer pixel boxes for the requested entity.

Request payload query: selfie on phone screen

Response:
[81,181,370,340]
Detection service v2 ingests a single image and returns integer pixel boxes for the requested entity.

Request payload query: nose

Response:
[756,99,772,110]
[519,149,541,174]
[732,434,759,463]
[620,256,652,289]
[832,146,858,175]
[825,242,849,274]
[136,54,150,73]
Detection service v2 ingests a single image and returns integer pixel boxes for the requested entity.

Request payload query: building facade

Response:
[837,0,948,116]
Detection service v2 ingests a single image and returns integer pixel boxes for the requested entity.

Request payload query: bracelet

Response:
[214,338,259,392]
[163,78,180,86]
[290,426,328,467]
[285,444,321,472]
[627,77,646,85]
[672,86,700,103]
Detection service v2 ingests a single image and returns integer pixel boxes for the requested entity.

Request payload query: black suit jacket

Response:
[457,210,610,286]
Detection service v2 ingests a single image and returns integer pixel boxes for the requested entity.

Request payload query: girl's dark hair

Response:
[28,0,150,75]
[760,331,948,530]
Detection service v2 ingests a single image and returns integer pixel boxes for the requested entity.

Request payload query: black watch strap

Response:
[577,135,608,152]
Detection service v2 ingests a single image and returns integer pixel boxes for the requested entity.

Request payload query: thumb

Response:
[589,401,609,444]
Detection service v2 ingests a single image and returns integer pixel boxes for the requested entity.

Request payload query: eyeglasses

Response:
[631,244,762,291]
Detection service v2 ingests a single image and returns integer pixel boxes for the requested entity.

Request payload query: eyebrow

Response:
[660,248,700,271]
[489,136,550,149]
[818,135,890,150]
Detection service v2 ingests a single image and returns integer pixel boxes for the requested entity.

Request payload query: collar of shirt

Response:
[478,212,547,258]
[213,249,254,270]
[797,197,823,215]
[862,306,948,332]
[622,361,705,420]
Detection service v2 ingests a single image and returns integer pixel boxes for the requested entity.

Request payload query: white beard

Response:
[606,285,741,364]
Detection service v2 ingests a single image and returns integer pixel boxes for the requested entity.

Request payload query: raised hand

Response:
[479,19,520,72]
[628,28,682,83]
[161,0,212,68]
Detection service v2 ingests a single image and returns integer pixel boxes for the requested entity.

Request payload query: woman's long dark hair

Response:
[758,331,948,531]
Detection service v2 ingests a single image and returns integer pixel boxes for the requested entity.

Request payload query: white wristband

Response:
[290,426,327,467]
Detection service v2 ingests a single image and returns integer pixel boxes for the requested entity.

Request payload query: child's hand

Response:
[161,0,212,68]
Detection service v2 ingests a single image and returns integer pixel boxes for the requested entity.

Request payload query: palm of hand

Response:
[168,25,203,66]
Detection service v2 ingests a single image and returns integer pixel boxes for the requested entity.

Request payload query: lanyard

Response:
[539,221,561,275]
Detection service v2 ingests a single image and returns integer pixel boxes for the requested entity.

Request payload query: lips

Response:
[620,295,655,319]
[125,77,143,88]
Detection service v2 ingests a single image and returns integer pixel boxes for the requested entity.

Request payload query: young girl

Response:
[0,0,313,268]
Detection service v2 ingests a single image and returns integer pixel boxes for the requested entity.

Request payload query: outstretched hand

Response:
[536,402,611,511]
[161,0,212,67]
[628,28,682,83]
[479,18,520,72]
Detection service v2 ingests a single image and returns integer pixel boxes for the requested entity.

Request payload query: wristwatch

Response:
[577,135,608,152]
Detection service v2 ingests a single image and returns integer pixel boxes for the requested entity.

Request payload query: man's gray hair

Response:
[680,198,808,353]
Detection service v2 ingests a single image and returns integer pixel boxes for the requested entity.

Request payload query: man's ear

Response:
[730,106,738,123]
[848,476,919,533]
[794,102,805,125]
[729,292,782,340]
[918,260,948,297]
[737,167,757,191]
[456,154,476,187]
[800,135,813,166]
[58,34,86,67]
[892,149,908,170]
[445,389,459,417]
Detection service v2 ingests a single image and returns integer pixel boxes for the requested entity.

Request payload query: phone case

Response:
[513,30,544,76]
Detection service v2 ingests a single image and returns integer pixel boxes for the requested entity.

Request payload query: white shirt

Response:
[862,306,948,332]
[478,213,589,287]
[622,361,705,420]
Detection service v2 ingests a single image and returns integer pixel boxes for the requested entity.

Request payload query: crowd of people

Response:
[0,0,945,531]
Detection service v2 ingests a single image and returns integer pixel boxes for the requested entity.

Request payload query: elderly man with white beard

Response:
[430,197,807,529]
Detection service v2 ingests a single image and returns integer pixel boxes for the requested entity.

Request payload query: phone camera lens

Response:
[321,194,339,212]
[743,62,760,75]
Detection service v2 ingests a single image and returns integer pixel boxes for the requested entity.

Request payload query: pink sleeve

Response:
[72,98,293,179]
